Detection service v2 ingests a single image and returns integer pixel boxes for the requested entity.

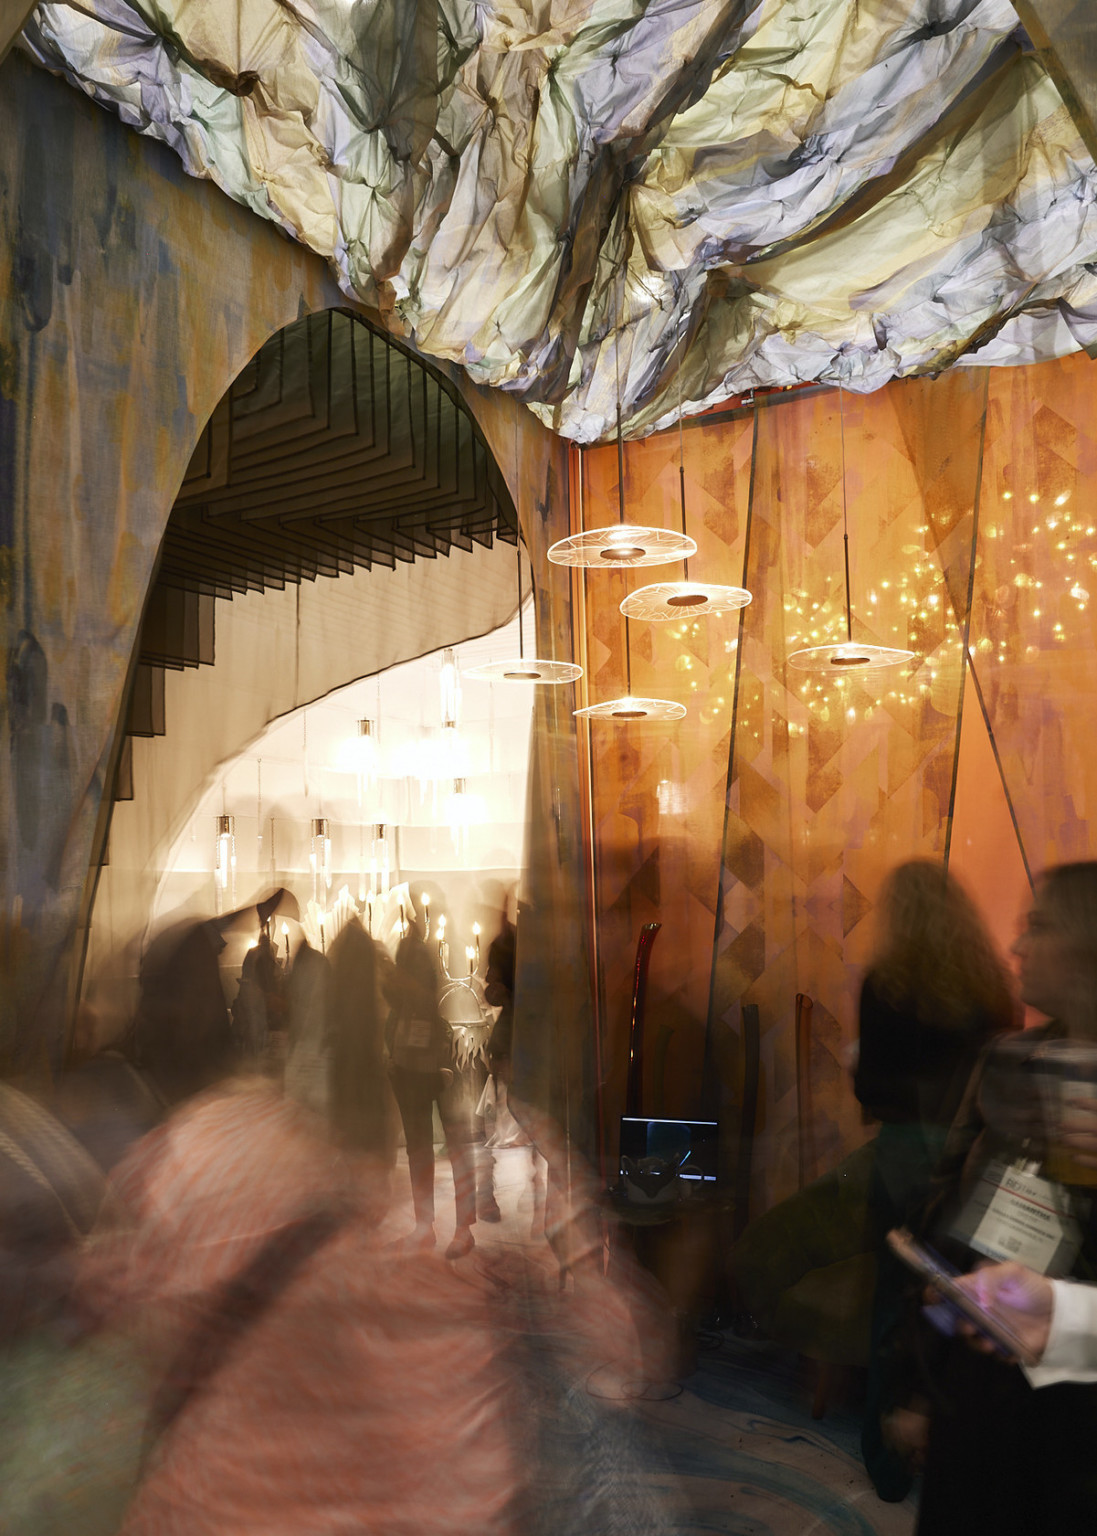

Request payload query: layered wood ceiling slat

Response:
[162,311,517,602]
[122,312,518,755]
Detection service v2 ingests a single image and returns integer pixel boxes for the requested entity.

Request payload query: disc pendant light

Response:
[572,454,686,723]
[547,292,694,570]
[547,521,696,569]
[574,694,686,722]
[464,544,582,684]
[787,387,914,673]
[621,322,752,622]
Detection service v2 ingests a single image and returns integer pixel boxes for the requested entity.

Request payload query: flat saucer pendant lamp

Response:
[463,543,582,684]
[574,694,686,722]
[566,292,688,722]
[621,323,752,622]
[571,456,686,723]
[547,521,696,568]
[787,386,914,673]
[546,408,695,568]
[547,302,694,570]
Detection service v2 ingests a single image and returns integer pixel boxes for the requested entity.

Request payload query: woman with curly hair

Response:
[854,859,1015,1501]
[906,861,1097,1534]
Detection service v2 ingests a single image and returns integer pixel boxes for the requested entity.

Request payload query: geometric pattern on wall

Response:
[575,413,754,1137]
[576,355,1097,1213]
[966,350,1097,874]
[713,376,989,1207]
[947,666,1033,965]
[576,370,998,1211]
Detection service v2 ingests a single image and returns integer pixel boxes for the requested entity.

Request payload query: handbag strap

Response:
[143,1204,347,1463]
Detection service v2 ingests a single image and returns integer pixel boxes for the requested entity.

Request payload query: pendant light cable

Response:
[677,310,690,581]
[614,280,626,530]
[839,384,853,644]
[548,272,694,570]
[461,434,581,686]
[786,383,914,673]
[617,305,752,625]
[613,276,633,695]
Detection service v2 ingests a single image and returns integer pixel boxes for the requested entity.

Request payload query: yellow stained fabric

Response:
[20,1,1097,440]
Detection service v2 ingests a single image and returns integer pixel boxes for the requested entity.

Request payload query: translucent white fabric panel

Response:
[83,539,518,1035]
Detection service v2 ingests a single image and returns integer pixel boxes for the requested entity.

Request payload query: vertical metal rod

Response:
[839,384,853,642]
[616,407,626,525]
[677,310,690,580]
[517,541,524,659]
[614,271,631,694]
[613,278,627,527]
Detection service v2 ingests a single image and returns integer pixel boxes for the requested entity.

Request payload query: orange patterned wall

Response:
[575,410,754,1153]
[569,358,1096,1212]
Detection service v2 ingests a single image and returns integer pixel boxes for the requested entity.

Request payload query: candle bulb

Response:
[281,921,290,964]
[473,921,481,967]
[466,945,474,976]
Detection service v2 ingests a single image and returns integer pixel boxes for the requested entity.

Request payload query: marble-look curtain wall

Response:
[0,51,341,1066]
[455,384,598,1161]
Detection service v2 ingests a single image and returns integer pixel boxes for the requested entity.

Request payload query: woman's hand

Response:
[953,1262,1054,1363]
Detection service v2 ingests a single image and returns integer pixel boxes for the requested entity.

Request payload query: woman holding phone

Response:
[905,863,1097,1535]
[956,1262,1097,1381]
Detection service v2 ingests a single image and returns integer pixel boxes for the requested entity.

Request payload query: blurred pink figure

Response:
[80,1082,518,1536]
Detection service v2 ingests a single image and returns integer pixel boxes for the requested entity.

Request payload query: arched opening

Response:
[80,309,529,1045]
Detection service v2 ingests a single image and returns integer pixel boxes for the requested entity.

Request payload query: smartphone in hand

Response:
[886,1228,1040,1367]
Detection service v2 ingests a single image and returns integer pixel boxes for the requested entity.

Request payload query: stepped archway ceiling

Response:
[21,1,1097,442]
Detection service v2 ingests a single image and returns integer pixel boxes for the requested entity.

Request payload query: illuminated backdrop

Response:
[572,355,1094,1208]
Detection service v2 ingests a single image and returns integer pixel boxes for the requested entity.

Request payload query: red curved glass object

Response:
[625,922,661,1120]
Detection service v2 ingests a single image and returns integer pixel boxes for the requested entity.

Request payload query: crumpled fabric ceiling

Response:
[20,1,1097,442]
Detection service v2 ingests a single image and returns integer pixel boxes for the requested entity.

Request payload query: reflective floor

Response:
[435,1148,917,1536]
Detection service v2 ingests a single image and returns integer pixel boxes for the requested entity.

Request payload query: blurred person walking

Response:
[77,1083,516,1536]
[327,917,395,1161]
[898,863,1097,1534]
[72,1079,681,1536]
[386,911,477,1258]
[854,859,1014,1501]
[283,936,329,1115]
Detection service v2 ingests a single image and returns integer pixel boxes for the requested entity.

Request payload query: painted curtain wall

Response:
[0,50,593,1128]
[0,50,342,1066]
[947,350,1097,976]
[457,381,598,1160]
[577,371,998,1210]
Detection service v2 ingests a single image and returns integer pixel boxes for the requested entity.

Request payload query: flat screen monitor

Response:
[618,1116,719,1190]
